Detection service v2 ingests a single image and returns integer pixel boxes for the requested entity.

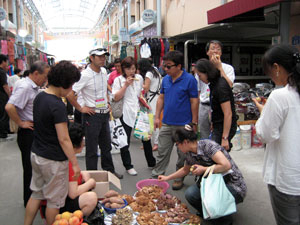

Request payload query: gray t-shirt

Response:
[185,139,247,199]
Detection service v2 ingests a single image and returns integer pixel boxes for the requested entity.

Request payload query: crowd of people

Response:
[0,41,299,225]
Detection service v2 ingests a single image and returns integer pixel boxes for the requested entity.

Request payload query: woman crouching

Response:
[158,123,247,224]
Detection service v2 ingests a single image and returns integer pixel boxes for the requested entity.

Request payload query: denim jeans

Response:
[185,183,243,225]
[268,184,300,225]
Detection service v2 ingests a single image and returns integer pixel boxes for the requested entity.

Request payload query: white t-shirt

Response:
[145,71,160,114]
[196,63,235,103]
[256,85,300,195]
[73,66,108,109]
[8,75,20,91]
[112,74,143,128]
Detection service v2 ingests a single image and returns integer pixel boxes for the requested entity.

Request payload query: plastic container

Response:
[231,127,242,151]
[240,125,252,149]
[136,179,169,193]
[251,125,264,148]
[102,199,128,214]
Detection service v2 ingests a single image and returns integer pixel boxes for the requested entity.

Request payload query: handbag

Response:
[133,107,154,141]
[111,78,124,119]
[200,165,236,219]
[83,201,105,225]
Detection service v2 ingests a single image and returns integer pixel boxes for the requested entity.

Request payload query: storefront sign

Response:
[112,34,118,42]
[119,28,129,42]
[129,21,142,35]
[119,28,127,36]
[143,24,157,38]
[25,35,33,42]
[0,8,6,21]
[142,9,156,23]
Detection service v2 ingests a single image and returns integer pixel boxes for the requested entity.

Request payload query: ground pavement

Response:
[0,134,275,225]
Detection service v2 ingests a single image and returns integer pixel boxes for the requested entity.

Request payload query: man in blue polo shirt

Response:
[151,50,198,190]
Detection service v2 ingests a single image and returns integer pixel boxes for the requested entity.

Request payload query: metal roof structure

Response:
[31,0,107,33]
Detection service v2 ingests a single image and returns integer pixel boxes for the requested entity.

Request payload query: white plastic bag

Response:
[109,119,128,149]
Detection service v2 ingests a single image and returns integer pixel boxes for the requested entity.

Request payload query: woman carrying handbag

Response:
[158,123,247,224]
[112,57,156,176]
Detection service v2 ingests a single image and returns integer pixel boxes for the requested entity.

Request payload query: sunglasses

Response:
[163,64,177,69]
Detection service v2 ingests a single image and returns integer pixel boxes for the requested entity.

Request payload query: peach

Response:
[58,219,68,225]
[61,211,72,220]
[73,210,83,219]
[82,223,89,225]
[55,213,62,221]
[69,216,80,225]
[52,220,60,225]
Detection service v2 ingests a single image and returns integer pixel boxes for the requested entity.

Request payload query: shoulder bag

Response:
[111,78,124,119]
[200,165,236,219]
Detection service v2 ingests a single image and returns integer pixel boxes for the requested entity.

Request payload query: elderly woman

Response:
[194,59,237,151]
[253,44,300,225]
[159,123,246,224]
[112,56,156,176]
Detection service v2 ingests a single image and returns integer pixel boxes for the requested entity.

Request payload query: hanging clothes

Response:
[164,38,170,54]
[140,42,151,58]
[126,44,135,57]
[160,38,165,67]
[1,40,8,55]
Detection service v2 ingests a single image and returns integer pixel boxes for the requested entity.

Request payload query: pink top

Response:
[108,70,121,85]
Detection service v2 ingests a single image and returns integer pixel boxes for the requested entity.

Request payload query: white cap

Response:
[89,48,110,56]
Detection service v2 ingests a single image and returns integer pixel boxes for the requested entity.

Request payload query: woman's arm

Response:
[55,122,80,179]
[192,150,232,176]
[113,77,134,101]
[158,165,190,181]
[68,178,96,199]
[220,101,232,150]
[143,77,151,94]
[81,171,91,182]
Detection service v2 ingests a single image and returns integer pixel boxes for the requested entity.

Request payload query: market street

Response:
[0,134,275,225]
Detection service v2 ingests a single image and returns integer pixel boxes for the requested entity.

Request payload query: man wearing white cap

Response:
[67,48,123,179]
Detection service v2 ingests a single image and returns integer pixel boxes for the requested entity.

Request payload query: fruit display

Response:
[52,210,83,225]
[129,195,156,213]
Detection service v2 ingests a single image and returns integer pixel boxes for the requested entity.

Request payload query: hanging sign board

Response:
[142,9,156,23]
[25,35,33,42]
[0,8,6,21]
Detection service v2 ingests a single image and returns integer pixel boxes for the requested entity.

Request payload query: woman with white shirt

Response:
[137,58,161,151]
[253,44,300,225]
[112,57,156,176]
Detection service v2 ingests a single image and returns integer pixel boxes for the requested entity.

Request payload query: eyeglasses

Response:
[163,64,176,69]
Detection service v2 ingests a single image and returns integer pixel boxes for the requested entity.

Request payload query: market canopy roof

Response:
[32,0,107,33]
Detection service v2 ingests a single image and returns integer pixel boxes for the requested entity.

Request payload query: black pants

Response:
[0,95,9,137]
[74,109,82,124]
[17,128,34,207]
[212,122,237,152]
[83,113,115,172]
[120,116,156,170]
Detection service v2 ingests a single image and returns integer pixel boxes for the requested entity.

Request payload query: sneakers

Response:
[127,168,138,176]
[113,172,123,179]
[172,180,184,190]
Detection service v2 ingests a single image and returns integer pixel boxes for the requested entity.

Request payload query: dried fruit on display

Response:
[137,212,168,225]
[156,193,181,210]
[121,194,135,204]
[135,185,163,199]
[111,207,134,225]
[162,204,191,223]
[129,195,156,213]
[187,214,202,225]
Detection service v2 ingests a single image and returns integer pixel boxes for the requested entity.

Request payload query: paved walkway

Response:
[0,134,275,225]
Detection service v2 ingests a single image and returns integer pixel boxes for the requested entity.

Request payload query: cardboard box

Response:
[88,170,121,199]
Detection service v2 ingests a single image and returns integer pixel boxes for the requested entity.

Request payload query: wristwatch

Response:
[222,136,228,140]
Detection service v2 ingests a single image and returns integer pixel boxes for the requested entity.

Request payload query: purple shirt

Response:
[8,77,39,121]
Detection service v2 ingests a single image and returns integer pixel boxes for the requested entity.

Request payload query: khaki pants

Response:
[151,124,186,181]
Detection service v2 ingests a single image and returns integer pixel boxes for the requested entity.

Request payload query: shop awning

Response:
[207,0,282,24]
